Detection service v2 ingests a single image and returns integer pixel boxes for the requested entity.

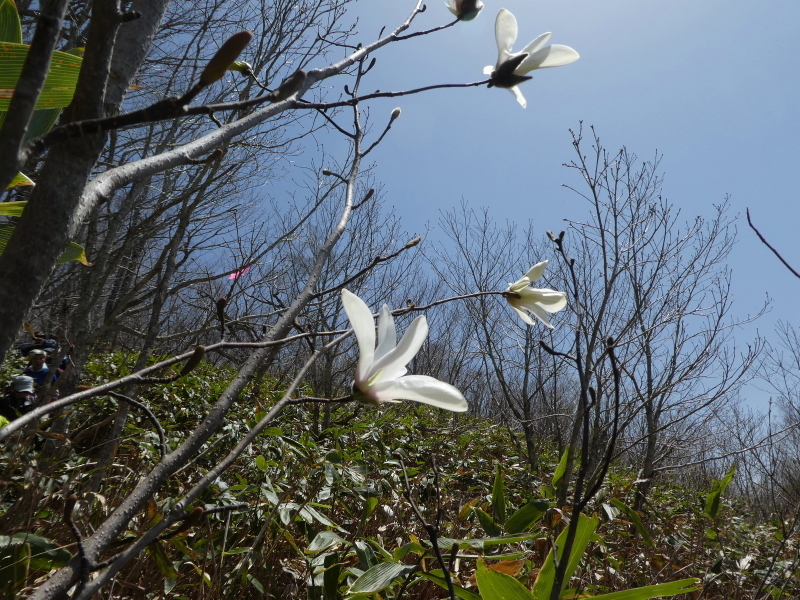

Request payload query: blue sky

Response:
[295,1,800,402]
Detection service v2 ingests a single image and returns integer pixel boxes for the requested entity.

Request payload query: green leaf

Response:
[0,224,89,264]
[552,445,570,489]
[24,107,61,141]
[0,200,25,216]
[0,44,83,111]
[348,562,412,594]
[422,571,483,600]
[433,533,538,550]
[608,498,653,547]
[6,173,32,189]
[255,455,267,472]
[532,514,599,600]
[307,531,350,553]
[393,541,426,561]
[587,578,700,599]
[0,533,71,570]
[357,497,379,536]
[221,547,252,556]
[705,463,735,519]
[147,541,177,579]
[475,507,503,537]
[0,540,30,599]
[0,0,22,44]
[56,240,90,265]
[492,464,507,524]
[476,558,533,600]
[505,500,549,534]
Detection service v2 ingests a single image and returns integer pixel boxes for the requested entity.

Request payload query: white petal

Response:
[446,0,458,16]
[523,261,548,282]
[370,375,468,412]
[494,9,518,65]
[507,277,530,293]
[522,288,568,312]
[517,44,580,73]
[526,302,555,328]
[507,85,527,108]
[518,32,551,58]
[370,315,428,381]
[509,304,536,326]
[483,65,494,75]
[341,289,375,384]
[375,304,397,362]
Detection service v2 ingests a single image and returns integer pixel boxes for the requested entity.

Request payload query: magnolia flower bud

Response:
[390,107,402,121]
[200,31,253,86]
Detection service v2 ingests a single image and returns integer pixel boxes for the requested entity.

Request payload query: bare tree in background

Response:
[552,126,763,508]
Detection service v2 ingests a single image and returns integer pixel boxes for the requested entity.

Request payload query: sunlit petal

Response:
[517,44,580,73]
[523,261,548,282]
[510,304,535,326]
[519,32,551,58]
[375,304,397,362]
[483,64,494,75]
[371,315,428,381]
[370,375,468,412]
[342,289,376,384]
[522,288,568,312]
[494,8,518,64]
[526,302,555,328]
[508,85,527,108]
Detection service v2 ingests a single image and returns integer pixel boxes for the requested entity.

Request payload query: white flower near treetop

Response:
[446,0,484,21]
[341,289,468,412]
[502,261,567,328]
[484,8,579,108]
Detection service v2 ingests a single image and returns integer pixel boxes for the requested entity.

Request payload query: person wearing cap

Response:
[1,375,37,422]
[23,348,60,388]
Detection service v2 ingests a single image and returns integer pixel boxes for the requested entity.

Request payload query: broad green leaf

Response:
[433,533,538,550]
[0,44,83,111]
[552,446,570,489]
[147,541,177,579]
[608,498,653,547]
[492,464,507,524]
[0,540,30,599]
[255,454,267,472]
[532,514,599,600]
[588,578,700,599]
[307,531,350,553]
[475,507,503,537]
[0,0,22,44]
[505,500,549,534]
[0,533,71,570]
[476,558,533,600]
[247,574,265,594]
[221,547,252,556]
[348,562,412,594]
[422,571,483,600]
[0,224,89,265]
[393,540,426,561]
[0,200,25,215]
[6,172,32,188]
[357,497,379,536]
[705,463,735,519]
[24,107,61,140]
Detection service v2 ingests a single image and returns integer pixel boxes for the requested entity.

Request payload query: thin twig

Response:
[107,392,167,459]
[397,457,456,600]
[746,208,800,279]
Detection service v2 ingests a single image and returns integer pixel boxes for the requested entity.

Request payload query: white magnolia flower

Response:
[502,261,567,328]
[342,289,468,412]
[446,0,484,21]
[483,8,579,108]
